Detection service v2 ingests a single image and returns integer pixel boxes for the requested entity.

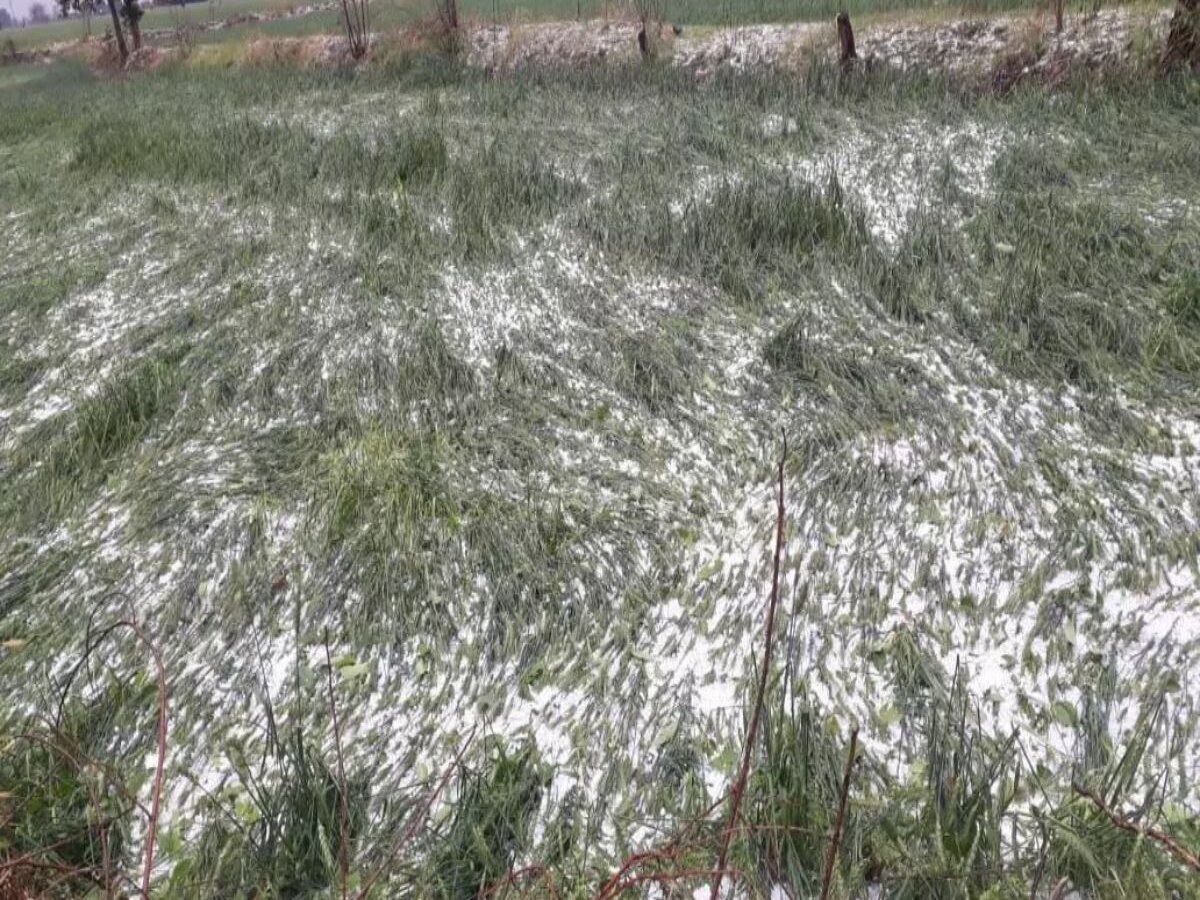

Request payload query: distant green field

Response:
[2,0,296,50]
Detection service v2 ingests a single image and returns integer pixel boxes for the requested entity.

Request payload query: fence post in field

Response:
[836,11,856,67]
[1161,0,1199,71]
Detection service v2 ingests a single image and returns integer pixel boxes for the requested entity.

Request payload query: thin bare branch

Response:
[324,629,351,900]
[353,730,475,900]
[819,726,858,900]
[1072,782,1200,872]
[710,437,789,900]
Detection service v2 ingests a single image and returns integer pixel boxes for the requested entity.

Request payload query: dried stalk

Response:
[1072,782,1200,872]
[710,439,789,900]
[819,726,859,900]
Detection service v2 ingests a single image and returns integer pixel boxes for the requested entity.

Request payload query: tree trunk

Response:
[339,0,361,57]
[106,0,128,61]
[1161,0,1199,71]
[1054,0,1064,34]
[129,16,140,49]
[836,12,856,68]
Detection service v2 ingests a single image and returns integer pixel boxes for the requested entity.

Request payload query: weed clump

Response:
[166,729,369,899]
[973,142,1200,387]
[1,351,184,530]
[0,689,144,898]
[763,315,931,449]
[421,742,545,899]
[615,325,696,411]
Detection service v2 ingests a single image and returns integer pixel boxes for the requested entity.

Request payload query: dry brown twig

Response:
[481,863,560,899]
[819,726,859,900]
[593,790,731,900]
[134,620,168,900]
[324,629,351,900]
[339,0,369,58]
[1072,782,1200,872]
[352,729,476,900]
[607,866,742,897]
[709,438,790,900]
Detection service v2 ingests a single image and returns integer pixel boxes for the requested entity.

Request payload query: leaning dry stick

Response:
[609,866,741,897]
[338,0,368,58]
[710,439,789,900]
[324,631,351,900]
[1072,782,1200,872]
[481,863,560,899]
[819,726,859,900]
[594,791,730,899]
[104,0,128,61]
[128,620,168,900]
[352,730,475,900]
[62,618,169,899]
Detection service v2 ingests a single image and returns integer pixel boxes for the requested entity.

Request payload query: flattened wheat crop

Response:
[1,57,1199,898]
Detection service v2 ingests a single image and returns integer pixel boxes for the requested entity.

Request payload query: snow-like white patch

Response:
[760,113,798,139]
[785,118,1010,245]
[254,90,419,141]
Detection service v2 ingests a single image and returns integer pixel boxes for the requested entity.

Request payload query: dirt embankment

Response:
[11,4,1175,85]
[0,0,339,69]
[465,7,1173,84]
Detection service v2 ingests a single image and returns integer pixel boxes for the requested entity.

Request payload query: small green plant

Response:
[1046,696,1200,899]
[421,741,545,899]
[166,726,369,899]
[0,641,162,900]
[0,696,135,897]
[741,693,866,896]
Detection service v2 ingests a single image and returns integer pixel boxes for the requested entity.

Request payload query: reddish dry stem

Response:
[819,726,859,900]
[27,617,168,899]
[118,620,168,900]
[609,867,743,896]
[1072,782,1200,872]
[481,863,560,899]
[710,441,789,900]
[594,792,730,900]
[353,732,475,900]
[324,630,352,900]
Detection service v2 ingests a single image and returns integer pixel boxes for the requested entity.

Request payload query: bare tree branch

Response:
[820,726,859,900]
[1072,782,1200,873]
[710,437,789,900]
